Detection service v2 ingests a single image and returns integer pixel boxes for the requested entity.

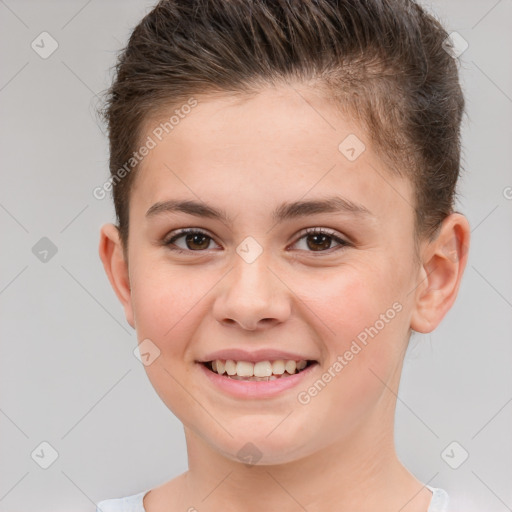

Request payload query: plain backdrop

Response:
[0,1,511,511]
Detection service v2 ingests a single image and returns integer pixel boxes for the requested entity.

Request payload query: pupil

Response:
[307,234,331,251]
[186,233,209,250]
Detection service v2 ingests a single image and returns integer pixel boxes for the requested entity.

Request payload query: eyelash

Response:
[163,227,350,255]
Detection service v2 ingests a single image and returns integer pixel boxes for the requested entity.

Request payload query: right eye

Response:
[164,228,221,253]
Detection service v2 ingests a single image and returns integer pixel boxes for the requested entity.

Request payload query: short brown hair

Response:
[99,0,465,255]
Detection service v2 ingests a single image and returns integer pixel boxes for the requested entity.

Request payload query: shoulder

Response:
[426,485,450,512]
[96,490,148,512]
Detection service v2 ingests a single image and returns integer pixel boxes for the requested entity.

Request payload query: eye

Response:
[164,228,220,253]
[291,227,350,253]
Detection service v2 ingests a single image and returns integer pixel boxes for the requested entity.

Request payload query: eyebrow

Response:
[145,196,374,223]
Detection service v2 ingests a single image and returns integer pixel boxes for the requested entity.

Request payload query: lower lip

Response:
[197,362,319,399]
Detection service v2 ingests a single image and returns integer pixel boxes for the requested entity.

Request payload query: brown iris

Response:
[306,233,332,251]
[184,232,210,250]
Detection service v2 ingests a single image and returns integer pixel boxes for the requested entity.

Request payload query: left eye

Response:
[292,228,349,252]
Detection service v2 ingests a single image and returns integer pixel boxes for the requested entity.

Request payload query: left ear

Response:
[410,213,470,333]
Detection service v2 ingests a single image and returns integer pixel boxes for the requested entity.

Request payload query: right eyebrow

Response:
[145,199,232,223]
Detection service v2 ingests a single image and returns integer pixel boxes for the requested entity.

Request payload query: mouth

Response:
[199,358,318,381]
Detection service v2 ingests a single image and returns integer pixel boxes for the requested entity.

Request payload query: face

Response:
[108,84,426,464]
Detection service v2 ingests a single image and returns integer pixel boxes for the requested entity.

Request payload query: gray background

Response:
[0,1,511,510]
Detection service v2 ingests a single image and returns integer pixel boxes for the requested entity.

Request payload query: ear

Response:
[98,223,135,329]
[410,213,470,333]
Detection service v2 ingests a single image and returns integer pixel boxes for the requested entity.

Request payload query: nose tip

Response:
[212,253,292,331]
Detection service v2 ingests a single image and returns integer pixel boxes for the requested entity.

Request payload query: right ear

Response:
[98,223,135,329]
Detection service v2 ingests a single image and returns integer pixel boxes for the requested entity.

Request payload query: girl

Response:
[97,1,470,510]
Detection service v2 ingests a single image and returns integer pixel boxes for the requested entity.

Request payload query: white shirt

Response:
[96,485,450,511]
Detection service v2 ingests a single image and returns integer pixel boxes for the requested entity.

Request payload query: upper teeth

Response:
[211,359,308,377]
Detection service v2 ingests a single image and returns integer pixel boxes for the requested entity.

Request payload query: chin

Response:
[209,428,314,466]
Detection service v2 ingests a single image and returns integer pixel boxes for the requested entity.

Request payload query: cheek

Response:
[293,269,406,440]
[298,263,393,334]
[296,261,408,373]
[129,265,210,414]
[130,263,206,351]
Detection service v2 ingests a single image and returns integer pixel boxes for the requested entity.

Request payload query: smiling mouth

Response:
[200,359,318,381]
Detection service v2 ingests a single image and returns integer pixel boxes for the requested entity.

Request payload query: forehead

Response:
[131,85,414,226]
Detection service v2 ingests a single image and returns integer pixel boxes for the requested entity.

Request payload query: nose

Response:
[212,253,291,331]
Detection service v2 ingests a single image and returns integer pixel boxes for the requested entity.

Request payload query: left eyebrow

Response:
[272,196,374,222]
[145,196,374,224]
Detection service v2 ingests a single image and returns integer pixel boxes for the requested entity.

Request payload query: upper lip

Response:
[197,348,318,364]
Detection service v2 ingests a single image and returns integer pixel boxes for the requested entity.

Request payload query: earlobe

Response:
[410,214,470,334]
[98,223,135,329]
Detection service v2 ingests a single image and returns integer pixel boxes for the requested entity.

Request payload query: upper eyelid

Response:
[166,227,218,242]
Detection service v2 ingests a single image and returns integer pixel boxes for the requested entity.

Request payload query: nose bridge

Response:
[233,251,271,297]
[213,246,290,330]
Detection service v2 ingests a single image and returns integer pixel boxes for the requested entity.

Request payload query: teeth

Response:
[297,360,307,370]
[228,375,279,381]
[272,360,285,375]
[208,359,311,378]
[285,360,296,374]
[225,359,237,375]
[236,361,254,377]
[254,361,273,377]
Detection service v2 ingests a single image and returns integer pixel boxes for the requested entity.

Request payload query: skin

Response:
[99,83,470,512]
